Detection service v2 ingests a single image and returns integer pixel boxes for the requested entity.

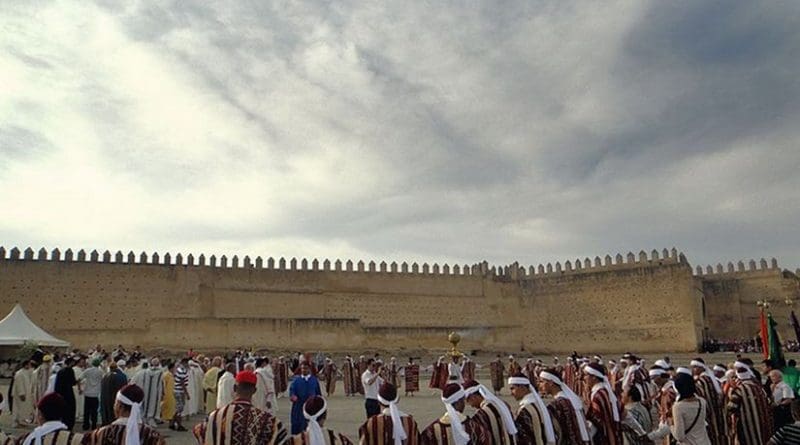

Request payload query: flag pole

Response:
[757,299,770,359]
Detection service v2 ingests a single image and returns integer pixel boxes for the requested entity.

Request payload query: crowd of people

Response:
[700,337,800,354]
[5,346,800,444]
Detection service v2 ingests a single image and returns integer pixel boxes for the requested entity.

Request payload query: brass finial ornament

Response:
[447,331,463,358]
[757,299,771,309]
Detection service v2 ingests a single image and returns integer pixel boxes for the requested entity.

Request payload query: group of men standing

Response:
[339,356,420,398]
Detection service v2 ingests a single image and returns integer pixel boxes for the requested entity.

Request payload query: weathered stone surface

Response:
[0,248,795,352]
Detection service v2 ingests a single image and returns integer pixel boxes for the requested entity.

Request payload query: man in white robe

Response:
[182,359,202,416]
[72,356,86,425]
[191,360,204,414]
[12,360,34,427]
[252,360,267,411]
[216,363,236,409]
[260,357,277,414]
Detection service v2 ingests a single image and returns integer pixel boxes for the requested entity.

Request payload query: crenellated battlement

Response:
[0,246,693,282]
[692,257,782,277]
[0,245,498,278]
[499,247,688,281]
[4,244,792,353]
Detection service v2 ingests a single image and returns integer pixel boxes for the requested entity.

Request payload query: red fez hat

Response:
[462,379,479,390]
[236,370,258,385]
[38,393,67,421]
[442,383,463,399]
[303,395,326,416]
[378,382,397,402]
[119,384,145,404]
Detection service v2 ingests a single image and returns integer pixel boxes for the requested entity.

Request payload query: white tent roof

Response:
[0,304,70,347]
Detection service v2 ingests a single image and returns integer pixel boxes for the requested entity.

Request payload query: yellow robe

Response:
[161,370,176,420]
[203,367,220,414]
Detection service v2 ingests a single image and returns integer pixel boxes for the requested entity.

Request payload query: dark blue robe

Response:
[289,374,321,434]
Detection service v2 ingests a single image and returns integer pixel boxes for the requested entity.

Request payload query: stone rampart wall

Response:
[0,246,736,353]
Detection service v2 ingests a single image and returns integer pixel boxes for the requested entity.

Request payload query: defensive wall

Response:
[0,246,797,353]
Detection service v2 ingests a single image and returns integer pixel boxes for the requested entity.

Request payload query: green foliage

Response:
[15,341,39,361]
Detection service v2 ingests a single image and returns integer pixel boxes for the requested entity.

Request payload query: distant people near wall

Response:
[405,357,420,397]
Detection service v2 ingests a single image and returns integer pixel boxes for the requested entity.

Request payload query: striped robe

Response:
[547,396,590,445]
[726,379,773,445]
[322,363,338,396]
[194,399,289,445]
[343,360,356,396]
[471,400,515,445]
[139,367,164,421]
[489,361,505,392]
[13,430,84,445]
[429,361,447,391]
[420,413,490,445]
[562,364,577,394]
[586,385,622,445]
[514,402,547,445]
[694,374,725,445]
[359,410,420,445]
[405,364,420,394]
[461,362,476,383]
[84,420,164,445]
[290,429,353,445]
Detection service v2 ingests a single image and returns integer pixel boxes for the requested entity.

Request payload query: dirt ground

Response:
[0,351,769,444]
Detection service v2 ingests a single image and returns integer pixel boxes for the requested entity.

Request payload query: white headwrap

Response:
[303,398,327,445]
[583,366,620,422]
[621,362,640,391]
[508,376,556,443]
[377,393,408,445]
[441,387,470,445]
[676,367,692,376]
[654,359,671,370]
[690,360,723,394]
[115,391,141,445]
[464,383,518,435]
[649,368,667,378]
[712,365,727,373]
[539,371,590,442]
[734,361,756,381]
[22,421,67,445]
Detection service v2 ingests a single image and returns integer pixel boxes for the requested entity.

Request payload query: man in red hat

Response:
[463,379,516,445]
[84,384,164,445]
[194,370,288,445]
[420,383,489,445]
[15,393,85,445]
[289,395,352,444]
[359,382,420,445]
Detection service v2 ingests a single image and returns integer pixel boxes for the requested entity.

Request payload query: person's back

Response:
[769,400,800,445]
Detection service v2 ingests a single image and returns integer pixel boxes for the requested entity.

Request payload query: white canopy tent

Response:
[0,304,69,347]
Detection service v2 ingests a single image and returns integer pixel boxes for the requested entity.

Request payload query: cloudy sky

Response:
[1,0,799,271]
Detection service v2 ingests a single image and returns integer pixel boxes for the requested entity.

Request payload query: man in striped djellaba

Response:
[289,396,352,445]
[727,361,773,445]
[359,382,420,445]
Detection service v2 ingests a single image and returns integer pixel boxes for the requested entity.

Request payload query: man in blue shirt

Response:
[289,361,321,434]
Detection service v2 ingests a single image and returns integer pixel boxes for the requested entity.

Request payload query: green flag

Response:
[768,313,786,368]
